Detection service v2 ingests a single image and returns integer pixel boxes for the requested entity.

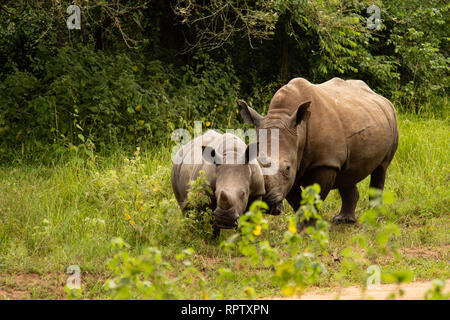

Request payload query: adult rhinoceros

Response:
[238,77,399,223]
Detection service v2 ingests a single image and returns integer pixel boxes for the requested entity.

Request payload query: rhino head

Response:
[202,136,265,229]
[237,99,311,215]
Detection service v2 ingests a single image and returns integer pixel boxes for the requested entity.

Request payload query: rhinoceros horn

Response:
[218,190,232,210]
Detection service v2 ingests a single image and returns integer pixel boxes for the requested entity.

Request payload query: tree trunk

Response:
[280,29,290,83]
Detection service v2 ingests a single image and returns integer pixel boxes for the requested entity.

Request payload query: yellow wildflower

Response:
[124,213,131,221]
[132,65,138,72]
[244,287,255,296]
[253,225,262,236]
[288,224,297,234]
[135,105,142,111]
[282,286,296,297]
[130,220,136,226]
[205,121,211,127]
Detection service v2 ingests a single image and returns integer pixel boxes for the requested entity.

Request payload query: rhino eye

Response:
[240,190,245,199]
[281,164,291,178]
[284,165,291,174]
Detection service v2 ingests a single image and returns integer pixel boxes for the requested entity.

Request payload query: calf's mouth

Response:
[213,208,239,229]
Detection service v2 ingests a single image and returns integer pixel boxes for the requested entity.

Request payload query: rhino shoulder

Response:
[345,79,376,94]
[287,77,312,87]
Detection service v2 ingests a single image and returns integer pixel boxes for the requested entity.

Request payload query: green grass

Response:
[0,114,448,299]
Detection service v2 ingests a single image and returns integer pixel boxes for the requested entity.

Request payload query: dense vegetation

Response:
[0,0,448,161]
[0,1,448,300]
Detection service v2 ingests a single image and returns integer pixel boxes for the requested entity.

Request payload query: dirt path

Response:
[266,279,450,300]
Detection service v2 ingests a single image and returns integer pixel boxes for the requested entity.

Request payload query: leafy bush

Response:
[103,185,331,300]
[425,279,450,300]
[104,237,203,299]
[0,44,239,161]
[0,0,448,160]
[220,185,329,297]
[182,170,216,240]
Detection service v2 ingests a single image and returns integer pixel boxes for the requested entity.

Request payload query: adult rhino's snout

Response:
[268,202,284,215]
[263,192,284,215]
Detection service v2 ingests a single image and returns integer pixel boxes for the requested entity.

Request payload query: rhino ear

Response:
[202,146,216,164]
[294,101,311,126]
[238,99,263,128]
[244,142,258,164]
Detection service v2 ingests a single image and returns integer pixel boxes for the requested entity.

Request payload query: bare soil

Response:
[265,279,450,300]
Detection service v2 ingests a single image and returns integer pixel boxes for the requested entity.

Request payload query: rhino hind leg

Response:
[369,165,386,198]
[333,186,359,224]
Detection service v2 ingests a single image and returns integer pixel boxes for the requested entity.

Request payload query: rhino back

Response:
[269,77,398,184]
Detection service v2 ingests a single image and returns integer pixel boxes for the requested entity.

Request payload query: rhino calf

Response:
[171,130,265,234]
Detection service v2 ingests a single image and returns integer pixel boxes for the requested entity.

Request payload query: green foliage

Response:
[104,237,203,299]
[0,44,239,161]
[182,170,215,240]
[103,185,331,300]
[424,279,450,300]
[271,184,329,296]
[385,1,449,113]
[220,185,329,298]
[0,0,448,159]
[336,188,408,295]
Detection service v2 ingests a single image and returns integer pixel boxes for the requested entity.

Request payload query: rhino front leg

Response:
[298,166,337,229]
[333,185,359,224]
[212,225,220,239]
[286,183,302,212]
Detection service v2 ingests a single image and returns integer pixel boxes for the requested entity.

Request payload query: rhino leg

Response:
[286,183,302,212]
[369,165,386,202]
[212,225,221,239]
[333,186,359,224]
[298,167,337,229]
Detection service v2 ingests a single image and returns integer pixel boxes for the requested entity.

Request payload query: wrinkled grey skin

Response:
[239,77,399,224]
[171,130,265,232]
